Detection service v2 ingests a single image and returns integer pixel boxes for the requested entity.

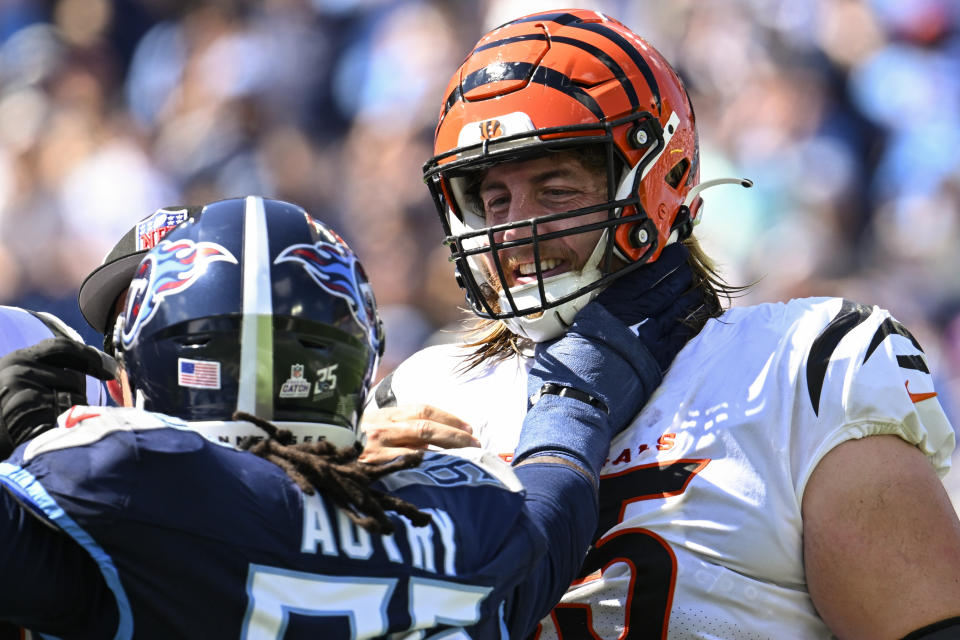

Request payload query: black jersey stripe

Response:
[373,370,397,408]
[898,354,930,374]
[863,317,925,364]
[807,299,873,416]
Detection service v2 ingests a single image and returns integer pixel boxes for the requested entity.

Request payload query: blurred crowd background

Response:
[1,0,959,485]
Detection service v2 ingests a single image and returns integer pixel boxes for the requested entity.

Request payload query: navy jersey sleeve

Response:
[0,469,117,637]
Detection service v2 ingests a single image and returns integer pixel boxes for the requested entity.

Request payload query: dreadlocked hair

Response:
[233,411,431,535]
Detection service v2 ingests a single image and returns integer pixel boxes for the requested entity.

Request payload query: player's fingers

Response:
[363,421,480,449]
[363,404,473,433]
[26,338,117,381]
[361,404,480,449]
[359,445,428,465]
[409,405,472,431]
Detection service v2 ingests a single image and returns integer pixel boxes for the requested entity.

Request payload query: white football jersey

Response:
[369,297,955,639]
[0,305,108,407]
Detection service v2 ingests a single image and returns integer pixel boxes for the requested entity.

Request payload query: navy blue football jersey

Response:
[0,407,596,639]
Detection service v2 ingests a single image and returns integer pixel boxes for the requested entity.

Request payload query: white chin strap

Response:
[499,231,609,343]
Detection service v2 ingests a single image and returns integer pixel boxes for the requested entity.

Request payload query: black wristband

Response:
[901,617,960,640]
[530,382,609,414]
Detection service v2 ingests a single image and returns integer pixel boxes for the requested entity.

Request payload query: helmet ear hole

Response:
[665,158,691,189]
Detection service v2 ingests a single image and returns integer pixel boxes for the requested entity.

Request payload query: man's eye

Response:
[484,195,509,212]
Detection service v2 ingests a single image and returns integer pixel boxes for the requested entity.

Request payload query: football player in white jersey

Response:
[364,9,960,639]
[0,304,112,457]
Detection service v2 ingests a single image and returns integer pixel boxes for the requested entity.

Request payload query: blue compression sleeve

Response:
[513,393,612,479]
[508,459,599,638]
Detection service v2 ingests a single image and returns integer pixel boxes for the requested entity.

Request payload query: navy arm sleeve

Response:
[508,459,598,637]
[0,487,117,636]
[502,391,609,638]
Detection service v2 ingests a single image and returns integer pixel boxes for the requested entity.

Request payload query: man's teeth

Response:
[518,258,561,276]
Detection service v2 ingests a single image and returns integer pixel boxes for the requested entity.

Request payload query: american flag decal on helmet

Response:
[275,241,381,355]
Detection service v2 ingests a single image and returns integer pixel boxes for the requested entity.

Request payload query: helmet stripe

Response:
[471,33,639,109]
[551,36,639,107]
[237,195,274,419]
[563,22,660,113]
[459,62,605,120]
[513,11,661,113]
[474,33,547,52]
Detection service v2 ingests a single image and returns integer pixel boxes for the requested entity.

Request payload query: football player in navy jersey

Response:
[363,9,960,640]
[0,195,694,639]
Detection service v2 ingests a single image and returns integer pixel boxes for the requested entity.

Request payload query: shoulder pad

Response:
[377,447,523,493]
[22,406,189,463]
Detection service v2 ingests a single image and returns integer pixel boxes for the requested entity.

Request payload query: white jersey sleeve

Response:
[0,305,109,407]
[791,298,953,497]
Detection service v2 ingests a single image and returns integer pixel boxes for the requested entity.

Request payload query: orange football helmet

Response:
[423,9,743,341]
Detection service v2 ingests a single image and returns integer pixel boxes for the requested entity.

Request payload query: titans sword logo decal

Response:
[274,241,381,356]
[121,239,238,349]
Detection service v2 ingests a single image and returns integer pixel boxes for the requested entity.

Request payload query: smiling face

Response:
[471,151,610,295]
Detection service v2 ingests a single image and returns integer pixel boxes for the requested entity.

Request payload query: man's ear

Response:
[107,365,134,407]
[106,378,123,406]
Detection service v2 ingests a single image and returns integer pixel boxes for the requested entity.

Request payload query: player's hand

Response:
[358,404,480,464]
[594,241,701,374]
[527,242,700,433]
[0,337,117,459]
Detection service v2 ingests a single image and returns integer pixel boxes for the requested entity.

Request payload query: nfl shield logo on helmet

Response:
[136,208,190,251]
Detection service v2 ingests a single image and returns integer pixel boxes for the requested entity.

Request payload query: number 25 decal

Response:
[537,459,709,640]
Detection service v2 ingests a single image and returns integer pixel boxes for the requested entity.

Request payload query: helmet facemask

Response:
[426,112,670,342]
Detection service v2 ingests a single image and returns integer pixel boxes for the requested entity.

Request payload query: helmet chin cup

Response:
[501,268,603,342]
[497,231,609,342]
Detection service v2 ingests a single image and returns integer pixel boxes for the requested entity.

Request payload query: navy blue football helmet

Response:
[114,196,384,447]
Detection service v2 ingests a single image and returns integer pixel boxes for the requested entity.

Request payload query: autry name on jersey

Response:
[300,447,525,574]
[36,407,518,579]
[301,446,527,574]
[301,492,459,576]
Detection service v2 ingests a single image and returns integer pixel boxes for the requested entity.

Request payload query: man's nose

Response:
[497,194,540,243]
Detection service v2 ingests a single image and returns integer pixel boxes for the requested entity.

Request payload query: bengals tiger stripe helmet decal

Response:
[422,9,712,340]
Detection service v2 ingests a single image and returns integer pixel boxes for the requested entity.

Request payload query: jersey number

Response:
[241,564,489,638]
[542,459,708,640]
